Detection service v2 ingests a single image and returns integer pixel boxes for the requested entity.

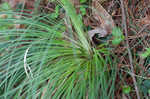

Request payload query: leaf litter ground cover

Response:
[0,0,150,99]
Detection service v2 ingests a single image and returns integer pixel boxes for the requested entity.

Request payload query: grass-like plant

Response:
[0,0,117,99]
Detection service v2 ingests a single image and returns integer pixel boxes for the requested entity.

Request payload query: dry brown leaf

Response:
[87,0,115,40]
[92,0,115,30]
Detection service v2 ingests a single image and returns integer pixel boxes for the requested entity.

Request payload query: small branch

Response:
[120,0,140,99]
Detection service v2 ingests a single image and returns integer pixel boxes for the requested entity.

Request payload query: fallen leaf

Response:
[87,0,115,41]
[92,0,115,32]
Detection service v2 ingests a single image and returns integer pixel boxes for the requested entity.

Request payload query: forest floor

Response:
[1,0,150,99]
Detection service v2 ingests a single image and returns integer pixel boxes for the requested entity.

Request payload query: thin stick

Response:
[120,0,140,99]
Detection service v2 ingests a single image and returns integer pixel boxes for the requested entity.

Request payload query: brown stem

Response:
[120,0,140,99]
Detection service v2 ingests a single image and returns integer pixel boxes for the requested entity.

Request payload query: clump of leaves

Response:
[79,6,86,16]
[79,0,87,16]
[112,27,124,45]
[50,5,61,19]
[122,85,131,94]
[141,48,150,58]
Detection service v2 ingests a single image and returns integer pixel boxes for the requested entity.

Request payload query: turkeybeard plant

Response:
[0,0,117,99]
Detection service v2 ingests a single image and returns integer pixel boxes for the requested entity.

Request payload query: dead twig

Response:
[120,0,140,99]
